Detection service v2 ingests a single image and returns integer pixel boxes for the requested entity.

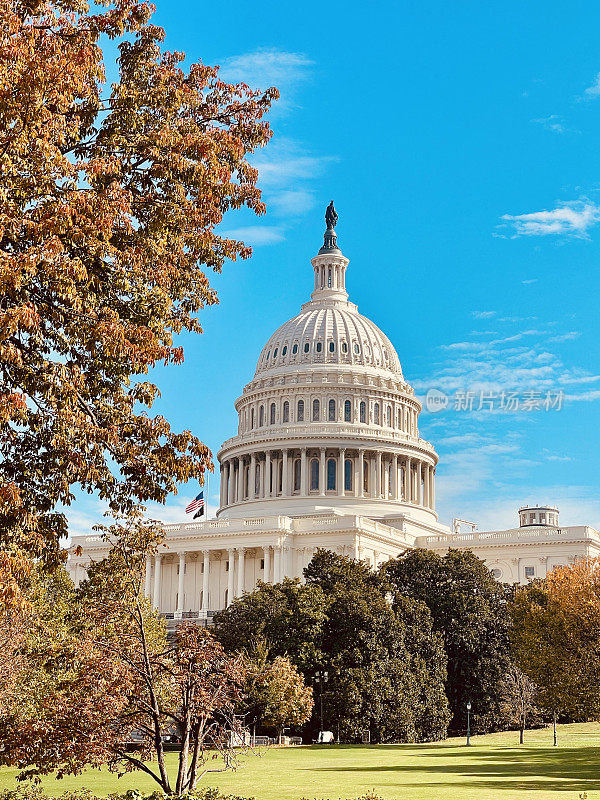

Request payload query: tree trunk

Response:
[175,706,191,795]
[519,725,524,745]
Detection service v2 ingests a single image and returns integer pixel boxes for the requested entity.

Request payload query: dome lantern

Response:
[311,201,349,302]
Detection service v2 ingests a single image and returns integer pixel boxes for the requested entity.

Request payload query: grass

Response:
[2,723,600,799]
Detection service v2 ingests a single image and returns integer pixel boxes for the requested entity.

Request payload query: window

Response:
[530,513,535,524]
[328,399,336,421]
[386,406,391,427]
[293,459,301,492]
[329,341,335,353]
[283,401,289,423]
[304,342,310,353]
[525,566,535,579]
[292,343,298,354]
[266,350,270,360]
[344,459,352,492]
[316,342,322,353]
[328,268,332,287]
[327,458,336,491]
[363,462,369,493]
[251,408,255,429]
[310,459,319,490]
[297,399,304,422]
[260,559,265,570]
[273,348,278,357]
[282,345,288,355]
[270,403,276,425]
[491,568,502,580]
[374,403,380,425]
[344,400,352,422]
[342,341,348,353]
[259,406,264,427]
[312,399,320,421]
[225,560,230,572]
[354,343,360,354]
[360,401,366,423]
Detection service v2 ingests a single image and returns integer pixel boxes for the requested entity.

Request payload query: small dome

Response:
[254,299,403,379]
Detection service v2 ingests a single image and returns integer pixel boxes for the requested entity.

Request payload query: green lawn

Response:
[2,723,600,799]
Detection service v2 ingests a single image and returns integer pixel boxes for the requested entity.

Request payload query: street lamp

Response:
[466,701,472,746]
[314,670,329,737]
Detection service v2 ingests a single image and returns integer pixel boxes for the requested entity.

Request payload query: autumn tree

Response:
[0,522,247,795]
[381,548,513,734]
[510,559,600,728]
[0,0,277,575]
[243,650,313,743]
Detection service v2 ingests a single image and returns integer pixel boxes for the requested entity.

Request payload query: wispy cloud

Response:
[499,200,600,238]
[531,115,566,134]
[522,278,538,285]
[472,310,496,319]
[583,72,600,99]
[549,331,581,343]
[219,226,285,247]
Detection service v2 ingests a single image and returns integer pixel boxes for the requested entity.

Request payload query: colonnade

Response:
[220,448,435,510]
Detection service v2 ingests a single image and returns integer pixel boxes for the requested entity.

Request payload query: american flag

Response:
[185,491,204,515]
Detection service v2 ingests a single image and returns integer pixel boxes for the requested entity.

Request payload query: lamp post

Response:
[314,670,329,737]
[466,701,472,746]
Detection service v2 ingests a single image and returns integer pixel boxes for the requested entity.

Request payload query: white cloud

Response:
[472,310,496,319]
[219,226,285,246]
[549,331,581,343]
[500,200,600,238]
[531,115,566,134]
[268,188,315,217]
[583,72,600,99]
[522,278,538,285]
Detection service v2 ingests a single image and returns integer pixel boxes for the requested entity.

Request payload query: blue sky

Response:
[68,0,600,536]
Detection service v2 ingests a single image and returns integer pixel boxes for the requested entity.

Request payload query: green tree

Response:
[381,548,512,733]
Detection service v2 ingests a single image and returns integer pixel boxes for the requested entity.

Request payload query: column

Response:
[431,468,436,510]
[250,453,256,499]
[376,452,382,499]
[338,447,345,496]
[219,465,224,508]
[425,466,431,507]
[226,548,235,606]
[301,448,308,495]
[406,457,412,502]
[236,548,245,597]
[282,448,289,497]
[417,461,423,505]
[237,457,244,501]
[152,554,162,609]
[319,448,326,496]
[274,545,282,582]
[358,450,365,498]
[263,546,271,583]
[177,552,185,616]
[144,556,152,599]
[201,551,209,613]
[265,450,271,497]
[227,460,234,505]
[259,457,265,498]
[369,455,376,497]
[392,455,398,500]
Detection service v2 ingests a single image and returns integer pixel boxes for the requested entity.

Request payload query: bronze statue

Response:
[325,201,338,229]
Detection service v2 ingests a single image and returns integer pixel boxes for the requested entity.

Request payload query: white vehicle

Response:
[316,730,335,744]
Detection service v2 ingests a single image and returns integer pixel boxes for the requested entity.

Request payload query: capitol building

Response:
[69,205,600,620]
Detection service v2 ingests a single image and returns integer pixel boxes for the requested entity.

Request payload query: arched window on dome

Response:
[304,342,310,353]
[297,399,304,422]
[310,459,319,491]
[282,345,287,356]
[250,408,255,429]
[312,399,320,422]
[344,400,352,422]
[341,341,348,354]
[386,405,391,427]
[293,459,301,492]
[259,406,264,427]
[363,461,369,493]
[329,341,335,353]
[374,403,380,425]
[273,348,278,358]
[283,401,289,423]
[293,343,298,354]
[270,403,276,425]
[344,459,352,492]
[328,399,336,421]
[360,401,366,423]
[266,350,270,360]
[354,343,360,354]
[316,342,322,353]
[326,458,336,491]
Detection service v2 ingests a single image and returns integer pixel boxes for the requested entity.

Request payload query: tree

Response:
[0,521,247,795]
[381,548,513,733]
[499,664,539,744]
[0,0,277,568]
[510,559,600,727]
[243,651,313,743]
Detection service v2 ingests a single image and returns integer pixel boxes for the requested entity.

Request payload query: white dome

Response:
[254,299,403,380]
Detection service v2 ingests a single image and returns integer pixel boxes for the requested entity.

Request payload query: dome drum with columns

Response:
[68,203,600,622]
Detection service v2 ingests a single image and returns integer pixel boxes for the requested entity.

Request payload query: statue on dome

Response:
[325,201,338,229]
